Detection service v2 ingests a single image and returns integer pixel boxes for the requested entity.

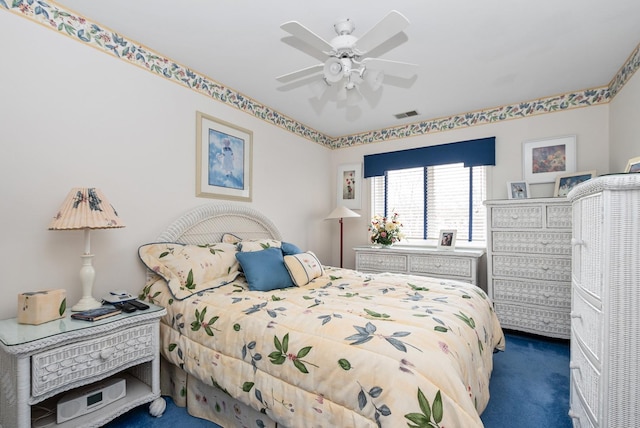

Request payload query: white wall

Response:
[0,12,332,318]
[1,10,638,319]
[609,70,640,171]
[329,105,611,268]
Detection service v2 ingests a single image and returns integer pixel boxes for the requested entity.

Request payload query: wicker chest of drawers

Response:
[567,174,640,428]
[354,246,486,290]
[484,198,572,338]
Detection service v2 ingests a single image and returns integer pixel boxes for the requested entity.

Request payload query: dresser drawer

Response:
[492,255,571,282]
[571,286,602,361]
[493,303,570,338]
[409,255,471,278]
[356,252,407,273]
[490,206,542,229]
[546,205,572,228]
[570,377,597,428]
[492,278,570,309]
[570,339,600,425]
[32,323,155,398]
[492,231,571,255]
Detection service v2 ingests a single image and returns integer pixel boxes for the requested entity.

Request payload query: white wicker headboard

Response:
[156,203,282,244]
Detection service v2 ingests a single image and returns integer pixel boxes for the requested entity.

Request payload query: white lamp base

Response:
[71,253,103,312]
[71,295,103,312]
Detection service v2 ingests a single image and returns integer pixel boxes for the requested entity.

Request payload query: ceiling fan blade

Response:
[362,58,418,79]
[354,10,410,55]
[281,21,333,54]
[276,64,324,83]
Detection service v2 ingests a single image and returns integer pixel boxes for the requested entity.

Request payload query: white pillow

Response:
[283,251,324,286]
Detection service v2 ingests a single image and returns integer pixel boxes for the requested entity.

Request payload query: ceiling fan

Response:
[276,10,418,105]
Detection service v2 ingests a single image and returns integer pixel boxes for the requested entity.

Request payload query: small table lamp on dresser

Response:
[49,188,125,311]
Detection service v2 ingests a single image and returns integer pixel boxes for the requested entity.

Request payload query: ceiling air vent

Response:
[394,110,419,119]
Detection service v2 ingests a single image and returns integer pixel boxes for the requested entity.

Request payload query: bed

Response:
[138,203,505,427]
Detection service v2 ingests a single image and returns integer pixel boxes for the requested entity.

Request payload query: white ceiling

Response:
[54,0,640,138]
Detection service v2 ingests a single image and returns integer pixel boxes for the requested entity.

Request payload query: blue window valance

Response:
[363,137,496,178]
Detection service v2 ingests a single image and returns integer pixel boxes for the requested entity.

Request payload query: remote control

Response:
[128,300,150,310]
[112,301,137,313]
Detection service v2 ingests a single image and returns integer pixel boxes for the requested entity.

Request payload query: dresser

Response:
[484,198,572,338]
[567,174,640,428]
[0,304,166,428]
[354,246,486,290]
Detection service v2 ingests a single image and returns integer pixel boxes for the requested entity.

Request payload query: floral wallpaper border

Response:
[4,1,638,150]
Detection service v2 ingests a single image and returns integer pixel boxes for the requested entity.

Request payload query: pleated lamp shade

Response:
[49,188,125,230]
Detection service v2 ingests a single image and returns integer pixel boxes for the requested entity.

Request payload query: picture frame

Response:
[336,163,362,210]
[522,135,576,183]
[196,111,252,201]
[553,170,597,197]
[624,156,640,173]
[506,181,530,199]
[437,229,457,250]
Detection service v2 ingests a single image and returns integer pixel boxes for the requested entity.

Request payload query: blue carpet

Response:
[481,332,571,428]
[106,332,570,427]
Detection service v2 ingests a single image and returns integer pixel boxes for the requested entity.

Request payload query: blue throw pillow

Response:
[281,242,303,255]
[236,248,295,291]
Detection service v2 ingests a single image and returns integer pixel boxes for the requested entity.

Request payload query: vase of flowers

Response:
[369,213,405,247]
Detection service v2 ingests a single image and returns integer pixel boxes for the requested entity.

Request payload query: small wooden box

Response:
[18,289,67,325]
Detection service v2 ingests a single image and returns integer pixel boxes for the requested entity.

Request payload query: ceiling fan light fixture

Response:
[323,58,344,83]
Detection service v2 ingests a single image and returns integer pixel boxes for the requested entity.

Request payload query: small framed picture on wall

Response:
[336,163,362,210]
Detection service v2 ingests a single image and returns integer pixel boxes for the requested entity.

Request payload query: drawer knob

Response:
[100,348,115,360]
[571,238,585,246]
[511,214,519,219]
[539,240,549,246]
[569,362,582,377]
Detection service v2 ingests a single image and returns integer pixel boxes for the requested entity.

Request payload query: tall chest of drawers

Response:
[567,174,640,428]
[484,198,572,338]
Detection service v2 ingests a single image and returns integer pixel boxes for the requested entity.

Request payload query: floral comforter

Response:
[141,267,504,427]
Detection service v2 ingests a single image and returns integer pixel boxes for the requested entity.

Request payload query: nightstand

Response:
[0,303,167,428]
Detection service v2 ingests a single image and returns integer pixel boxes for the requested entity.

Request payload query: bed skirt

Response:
[160,356,279,427]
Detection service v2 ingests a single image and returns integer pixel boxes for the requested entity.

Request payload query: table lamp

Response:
[49,188,125,311]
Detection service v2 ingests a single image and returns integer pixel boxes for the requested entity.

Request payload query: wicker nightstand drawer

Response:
[490,206,543,229]
[356,252,407,272]
[492,278,570,309]
[491,231,571,255]
[32,323,155,398]
[409,255,471,278]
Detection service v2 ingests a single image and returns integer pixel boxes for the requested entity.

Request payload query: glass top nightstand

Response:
[0,303,165,348]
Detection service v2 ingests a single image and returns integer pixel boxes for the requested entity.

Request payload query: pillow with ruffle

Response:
[138,242,240,300]
[283,251,324,286]
[221,233,242,245]
[238,239,282,252]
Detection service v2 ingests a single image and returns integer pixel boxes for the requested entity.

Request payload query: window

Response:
[371,163,487,242]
